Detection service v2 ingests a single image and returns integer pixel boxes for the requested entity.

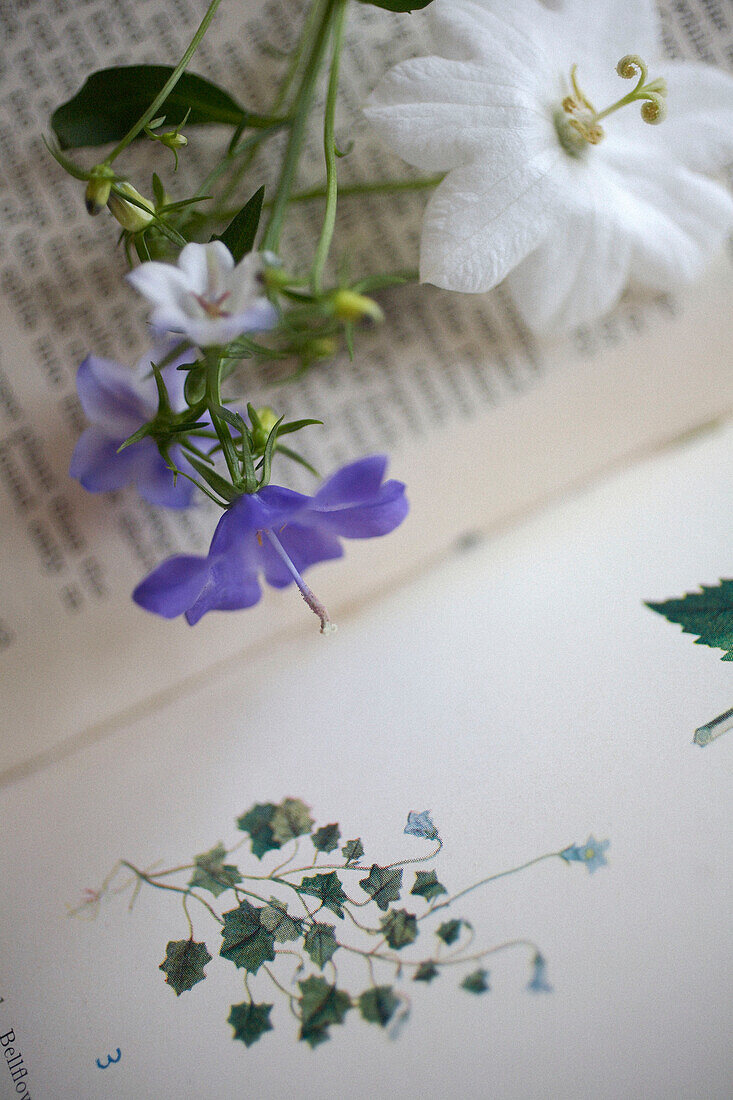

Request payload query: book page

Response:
[1,0,732,783]
[0,424,730,1098]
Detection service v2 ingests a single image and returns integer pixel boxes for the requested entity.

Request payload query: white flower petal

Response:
[637,60,733,172]
[127,262,193,313]
[419,145,563,292]
[226,252,267,313]
[429,0,557,71]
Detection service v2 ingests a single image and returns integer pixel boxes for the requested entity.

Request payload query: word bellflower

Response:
[365,0,733,332]
[133,455,409,630]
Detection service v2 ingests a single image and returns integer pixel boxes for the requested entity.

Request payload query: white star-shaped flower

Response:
[127,241,277,348]
[365,0,733,333]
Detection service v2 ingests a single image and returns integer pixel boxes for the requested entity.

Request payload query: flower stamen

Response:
[263,528,336,634]
[193,290,232,318]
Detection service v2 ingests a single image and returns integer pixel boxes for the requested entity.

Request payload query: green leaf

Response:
[342,839,364,864]
[51,66,248,149]
[220,900,276,974]
[159,938,211,996]
[410,870,447,901]
[413,961,439,983]
[298,872,348,919]
[228,1001,274,1046]
[236,802,282,859]
[461,969,490,994]
[260,899,304,943]
[304,922,339,969]
[270,798,315,845]
[359,865,402,910]
[312,823,341,853]
[380,909,418,950]
[184,454,239,504]
[358,986,399,1027]
[356,0,434,10]
[646,580,733,660]
[188,842,242,898]
[436,919,463,946]
[298,976,351,1048]
[212,186,265,263]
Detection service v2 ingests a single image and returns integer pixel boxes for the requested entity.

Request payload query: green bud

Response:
[160,130,188,150]
[304,336,337,361]
[84,164,115,216]
[107,182,155,232]
[331,289,384,323]
[250,406,279,450]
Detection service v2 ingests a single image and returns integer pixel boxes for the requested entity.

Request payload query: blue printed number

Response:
[96,1048,121,1069]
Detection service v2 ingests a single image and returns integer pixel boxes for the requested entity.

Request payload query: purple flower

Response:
[132,455,409,628]
[70,347,197,509]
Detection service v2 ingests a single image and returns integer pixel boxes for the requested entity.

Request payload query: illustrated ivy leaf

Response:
[236,802,282,859]
[411,870,447,901]
[413,961,439,983]
[646,580,733,660]
[359,865,403,910]
[270,798,315,845]
[188,842,242,898]
[380,909,418,950]
[358,985,399,1027]
[304,922,339,969]
[298,872,348,919]
[436,919,464,946]
[159,938,211,996]
[260,898,304,943]
[220,900,276,973]
[341,838,364,863]
[227,1001,274,1046]
[298,975,351,1048]
[461,969,490,994]
[312,823,341,853]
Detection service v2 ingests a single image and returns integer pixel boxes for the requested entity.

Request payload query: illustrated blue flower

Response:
[70,346,198,509]
[132,455,409,629]
[527,952,553,993]
[404,810,439,841]
[560,835,610,874]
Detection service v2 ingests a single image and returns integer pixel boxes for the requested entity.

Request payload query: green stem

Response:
[310,0,348,294]
[429,852,559,915]
[286,174,444,205]
[105,0,226,165]
[204,350,241,486]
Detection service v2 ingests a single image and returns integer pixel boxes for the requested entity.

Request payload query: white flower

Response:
[127,241,277,347]
[365,0,733,333]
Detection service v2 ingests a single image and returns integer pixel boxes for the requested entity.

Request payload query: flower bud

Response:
[250,406,279,451]
[84,164,115,216]
[160,130,188,151]
[331,289,384,323]
[107,182,155,232]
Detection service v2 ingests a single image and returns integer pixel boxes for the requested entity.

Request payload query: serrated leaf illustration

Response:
[298,872,348,919]
[220,900,276,973]
[646,580,733,660]
[359,865,402,910]
[271,798,315,844]
[436,919,464,945]
[159,938,211,996]
[461,968,490,994]
[413,961,439,983]
[312,823,341,853]
[304,922,339,969]
[298,976,351,1048]
[341,838,364,863]
[380,909,418,949]
[236,802,281,859]
[188,842,242,897]
[260,899,304,943]
[359,985,399,1027]
[410,870,447,901]
[227,1001,274,1046]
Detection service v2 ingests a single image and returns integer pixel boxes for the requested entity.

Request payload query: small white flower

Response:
[365,0,733,333]
[127,241,277,347]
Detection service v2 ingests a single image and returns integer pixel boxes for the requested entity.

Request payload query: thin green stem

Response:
[285,174,444,205]
[204,350,241,485]
[429,852,559,914]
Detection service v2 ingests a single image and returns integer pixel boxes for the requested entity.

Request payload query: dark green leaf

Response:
[342,838,364,864]
[298,872,348,919]
[183,364,207,405]
[298,976,351,1048]
[159,938,211,995]
[304,923,339,969]
[212,186,264,263]
[260,899,304,943]
[184,454,239,503]
[220,900,276,974]
[356,0,434,10]
[358,986,399,1027]
[52,66,248,149]
[646,580,733,660]
[359,865,402,910]
[312,823,341,853]
[188,842,242,897]
[436,919,463,946]
[228,1001,274,1046]
[411,870,447,901]
[461,969,490,994]
[271,798,315,844]
[380,909,418,949]
[236,802,282,859]
[413,961,439,983]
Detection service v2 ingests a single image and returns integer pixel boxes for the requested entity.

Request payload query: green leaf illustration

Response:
[188,843,242,898]
[436,919,464,945]
[260,899,304,943]
[159,938,211,996]
[220,900,276,973]
[646,580,733,660]
[380,909,418,949]
[411,870,447,901]
[359,986,399,1027]
[236,802,281,859]
[298,872,348,919]
[304,923,339,969]
[359,865,403,910]
[298,976,351,1048]
[228,1001,274,1046]
[341,839,364,863]
[413,961,439,983]
[271,798,315,844]
[312,823,341,853]
[461,969,490,994]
